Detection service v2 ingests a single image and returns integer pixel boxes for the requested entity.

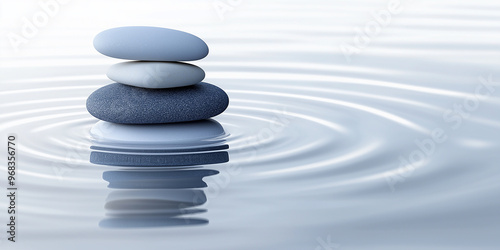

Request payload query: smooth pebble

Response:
[107,61,204,89]
[93,26,209,61]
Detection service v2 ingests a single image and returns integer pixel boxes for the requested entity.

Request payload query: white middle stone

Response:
[107,61,205,88]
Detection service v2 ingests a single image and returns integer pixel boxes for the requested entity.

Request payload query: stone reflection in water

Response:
[99,168,219,228]
[89,119,229,167]
[89,119,229,228]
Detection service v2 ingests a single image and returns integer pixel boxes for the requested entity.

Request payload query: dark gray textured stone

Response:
[86,82,229,124]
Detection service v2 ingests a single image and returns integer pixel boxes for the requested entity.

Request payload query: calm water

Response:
[1,0,500,249]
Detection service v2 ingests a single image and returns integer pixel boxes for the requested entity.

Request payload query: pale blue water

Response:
[1,0,500,249]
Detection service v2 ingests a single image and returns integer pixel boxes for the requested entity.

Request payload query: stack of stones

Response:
[86,26,229,125]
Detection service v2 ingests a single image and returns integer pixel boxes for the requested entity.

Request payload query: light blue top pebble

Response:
[93,26,209,61]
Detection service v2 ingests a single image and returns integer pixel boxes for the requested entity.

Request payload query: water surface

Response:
[1,0,500,249]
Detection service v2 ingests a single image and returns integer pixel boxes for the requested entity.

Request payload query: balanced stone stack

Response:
[86,26,229,125]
